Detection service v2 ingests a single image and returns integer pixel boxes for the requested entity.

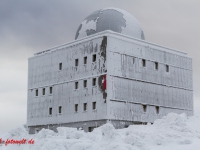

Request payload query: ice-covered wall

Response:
[27,36,108,127]
[106,34,193,122]
[27,31,193,131]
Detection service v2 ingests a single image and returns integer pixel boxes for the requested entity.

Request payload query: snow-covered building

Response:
[27,8,193,134]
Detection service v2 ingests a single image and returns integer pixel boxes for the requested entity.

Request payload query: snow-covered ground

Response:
[0,113,200,150]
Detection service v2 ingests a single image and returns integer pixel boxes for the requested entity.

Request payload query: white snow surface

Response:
[1,113,200,150]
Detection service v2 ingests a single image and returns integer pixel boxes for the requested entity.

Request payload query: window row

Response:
[142,105,159,114]
[142,59,169,72]
[48,102,96,115]
[35,77,97,96]
[48,104,159,115]
[35,87,53,96]
[75,78,96,89]
[49,106,62,115]
[59,54,97,70]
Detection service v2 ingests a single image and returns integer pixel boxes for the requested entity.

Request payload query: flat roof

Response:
[33,30,189,58]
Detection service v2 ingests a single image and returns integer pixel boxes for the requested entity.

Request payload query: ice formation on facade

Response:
[75,7,145,40]
[28,7,193,133]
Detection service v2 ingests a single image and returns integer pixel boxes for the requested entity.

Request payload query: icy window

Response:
[155,62,158,70]
[92,78,96,86]
[43,88,45,95]
[75,82,78,89]
[92,54,96,62]
[143,105,147,112]
[156,106,159,114]
[59,63,62,70]
[84,56,87,64]
[83,103,87,111]
[50,87,52,94]
[83,80,87,88]
[49,107,52,115]
[75,104,78,112]
[142,59,146,67]
[75,59,79,66]
[93,102,96,110]
[35,89,38,96]
[59,106,62,114]
[166,65,169,72]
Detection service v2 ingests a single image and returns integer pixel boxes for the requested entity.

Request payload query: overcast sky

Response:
[0,0,200,134]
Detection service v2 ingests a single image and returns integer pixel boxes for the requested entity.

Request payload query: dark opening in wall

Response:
[59,63,62,70]
[156,106,159,114]
[84,56,87,64]
[59,106,62,114]
[49,107,52,115]
[92,54,96,62]
[75,59,79,66]
[142,59,146,67]
[88,127,95,132]
[92,102,96,110]
[83,80,87,88]
[166,65,169,72]
[133,57,135,64]
[83,103,87,111]
[50,87,52,94]
[75,104,78,112]
[36,89,38,96]
[75,82,78,89]
[43,88,45,95]
[92,78,96,86]
[143,105,147,112]
[155,62,158,70]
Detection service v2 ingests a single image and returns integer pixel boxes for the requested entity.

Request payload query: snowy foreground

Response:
[0,113,200,150]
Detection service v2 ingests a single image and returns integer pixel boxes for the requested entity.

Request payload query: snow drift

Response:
[1,113,200,150]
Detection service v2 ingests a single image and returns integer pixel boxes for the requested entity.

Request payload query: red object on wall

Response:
[103,75,106,89]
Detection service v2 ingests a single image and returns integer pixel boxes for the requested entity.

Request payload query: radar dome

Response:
[75,8,145,40]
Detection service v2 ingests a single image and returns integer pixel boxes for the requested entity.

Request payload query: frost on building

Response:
[27,8,193,133]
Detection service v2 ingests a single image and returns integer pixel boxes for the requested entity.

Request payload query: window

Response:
[155,62,158,70]
[92,102,96,110]
[142,59,146,67]
[83,80,87,88]
[35,89,38,96]
[92,54,96,62]
[83,103,87,111]
[84,56,87,64]
[43,88,45,95]
[49,107,52,115]
[59,106,62,114]
[88,127,95,132]
[143,105,147,112]
[156,106,159,114]
[59,63,62,70]
[166,65,169,72]
[75,104,78,112]
[75,82,78,89]
[50,87,52,94]
[75,59,79,66]
[92,78,96,86]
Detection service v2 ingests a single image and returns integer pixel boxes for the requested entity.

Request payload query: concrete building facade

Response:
[27,8,193,134]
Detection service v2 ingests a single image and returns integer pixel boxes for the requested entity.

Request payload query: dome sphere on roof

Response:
[75,8,145,40]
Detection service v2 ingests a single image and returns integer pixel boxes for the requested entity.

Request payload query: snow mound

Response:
[154,113,187,127]
[1,113,200,150]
